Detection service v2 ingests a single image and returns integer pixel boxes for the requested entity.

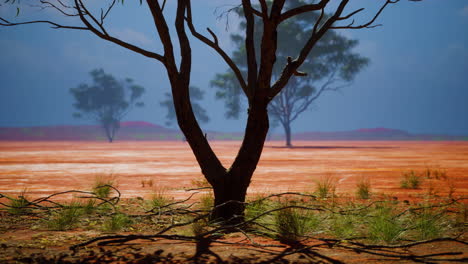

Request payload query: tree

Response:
[70,69,145,142]
[1,0,420,221]
[160,86,209,127]
[211,1,369,147]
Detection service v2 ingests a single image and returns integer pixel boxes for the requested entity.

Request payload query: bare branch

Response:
[185,1,249,99]
[279,0,330,23]
[0,17,87,30]
[331,0,399,29]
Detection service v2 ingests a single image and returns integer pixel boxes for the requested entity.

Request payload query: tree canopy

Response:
[70,69,145,142]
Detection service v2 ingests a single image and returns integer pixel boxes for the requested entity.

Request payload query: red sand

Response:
[0,141,467,200]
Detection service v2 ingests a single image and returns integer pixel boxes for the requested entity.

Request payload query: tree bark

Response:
[210,95,270,221]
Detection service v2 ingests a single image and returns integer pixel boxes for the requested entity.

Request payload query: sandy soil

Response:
[0,140,467,263]
[0,140,467,201]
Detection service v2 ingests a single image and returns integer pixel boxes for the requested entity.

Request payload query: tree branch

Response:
[242,0,258,98]
[185,1,250,99]
[279,0,330,23]
[331,0,399,29]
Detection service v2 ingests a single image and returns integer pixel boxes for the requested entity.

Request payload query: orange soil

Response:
[0,140,467,201]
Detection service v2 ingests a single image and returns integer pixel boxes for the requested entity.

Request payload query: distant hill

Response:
[0,122,466,141]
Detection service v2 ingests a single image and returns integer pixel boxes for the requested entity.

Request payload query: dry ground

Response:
[0,140,467,263]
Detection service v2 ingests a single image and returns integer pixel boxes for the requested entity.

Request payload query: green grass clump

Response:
[274,201,318,244]
[314,176,336,198]
[356,178,371,199]
[368,203,405,244]
[330,214,360,239]
[245,194,272,220]
[46,202,83,231]
[7,190,31,215]
[411,207,444,240]
[400,171,422,189]
[149,188,170,209]
[92,176,115,198]
[102,213,132,232]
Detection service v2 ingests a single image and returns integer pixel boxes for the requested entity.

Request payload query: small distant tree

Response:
[160,86,209,127]
[70,69,145,142]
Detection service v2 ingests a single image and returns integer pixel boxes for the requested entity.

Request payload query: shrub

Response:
[400,171,422,189]
[356,178,371,199]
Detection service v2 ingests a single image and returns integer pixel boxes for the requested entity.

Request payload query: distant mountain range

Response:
[0,121,466,141]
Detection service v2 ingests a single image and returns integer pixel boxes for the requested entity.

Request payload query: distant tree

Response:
[211,0,369,147]
[70,69,145,142]
[160,86,209,127]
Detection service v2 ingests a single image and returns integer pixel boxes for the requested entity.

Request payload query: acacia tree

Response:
[0,0,420,221]
[160,86,209,127]
[212,1,369,147]
[70,69,145,143]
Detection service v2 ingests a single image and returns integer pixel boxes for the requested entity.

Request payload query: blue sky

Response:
[0,0,467,135]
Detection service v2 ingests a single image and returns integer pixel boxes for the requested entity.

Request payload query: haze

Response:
[0,0,467,136]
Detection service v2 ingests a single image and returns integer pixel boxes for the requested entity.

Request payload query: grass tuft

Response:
[7,190,31,215]
[93,176,115,198]
[368,203,405,244]
[356,177,371,199]
[102,213,132,232]
[400,171,422,189]
[274,200,317,244]
[314,175,336,199]
[46,201,83,231]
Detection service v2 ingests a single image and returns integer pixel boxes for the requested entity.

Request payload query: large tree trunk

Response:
[210,96,270,221]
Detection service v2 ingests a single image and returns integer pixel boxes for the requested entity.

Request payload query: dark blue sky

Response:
[0,0,467,135]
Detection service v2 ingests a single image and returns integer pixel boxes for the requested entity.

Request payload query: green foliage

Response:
[368,203,405,243]
[411,207,444,240]
[149,188,169,209]
[330,214,360,239]
[314,176,336,198]
[274,201,317,244]
[70,69,145,142]
[102,213,132,232]
[92,176,114,199]
[46,202,83,231]
[356,178,371,199]
[7,190,31,215]
[245,194,272,220]
[400,171,422,189]
[160,86,209,127]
